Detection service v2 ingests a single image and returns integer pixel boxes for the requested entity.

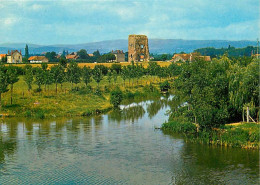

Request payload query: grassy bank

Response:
[162,121,260,149]
[0,75,163,119]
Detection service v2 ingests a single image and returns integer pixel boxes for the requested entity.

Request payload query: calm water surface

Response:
[0,96,259,184]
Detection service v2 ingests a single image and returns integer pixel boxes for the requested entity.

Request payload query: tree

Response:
[147,62,160,81]
[77,49,89,59]
[0,65,9,110]
[82,66,92,87]
[67,62,81,89]
[25,44,29,59]
[112,70,117,85]
[173,59,229,129]
[50,65,65,93]
[24,64,34,92]
[61,50,66,59]
[160,80,170,92]
[121,66,127,86]
[34,67,45,91]
[93,50,101,58]
[107,69,112,86]
[44,70,53,91]
[110,87,123,108]
[111,64,122,74]
[41,63,48,71]
[168,63,182,78]
[7,66,19,104]
[45,52,57,62]
[59,58,67,68]
[92,67,103,87]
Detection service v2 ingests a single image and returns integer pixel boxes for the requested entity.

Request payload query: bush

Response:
[94,88,102,96]
[160,80,171,92]
[110,87,123,108]
[104,85,110,93]
[111,64,122,74]
[162,121,197,134]
[25,110,32,117]
[35,109,45,119]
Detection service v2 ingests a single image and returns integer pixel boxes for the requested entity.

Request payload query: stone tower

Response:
[128,34,149,62]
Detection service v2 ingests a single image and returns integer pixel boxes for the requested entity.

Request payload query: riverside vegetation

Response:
[162,55,259,148]
[1,56,259,148]
[0,60,173,118]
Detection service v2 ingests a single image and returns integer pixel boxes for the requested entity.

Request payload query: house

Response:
[66,52,78,60]
[0,54,7,61]
[28,56,49,63]
[111,50,125,62]
[171,52,211,63]
[7,50,22,63]
[88,53,94,57]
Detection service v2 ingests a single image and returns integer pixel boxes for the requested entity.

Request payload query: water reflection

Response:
[0,96,259,184]
[109,105,145,123]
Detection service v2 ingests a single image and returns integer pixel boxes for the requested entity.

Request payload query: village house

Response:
[66,52,78,60]
[171,52,211,63]
[7,50,22,63]
[111,50,125,62]
[28,56,49,63]
[88,53,94,57]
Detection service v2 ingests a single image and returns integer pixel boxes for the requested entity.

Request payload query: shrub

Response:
[110,87,123,108]
[162,121,197,134]
[35,109,45,119]
[25,110,32,117]
[94,88,102,96]
[160,80,171,92]
[110,64,122,74]
[104,85,110,93]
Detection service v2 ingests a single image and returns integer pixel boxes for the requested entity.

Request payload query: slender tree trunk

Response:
[56,83,58,94]
[11,84,13,105]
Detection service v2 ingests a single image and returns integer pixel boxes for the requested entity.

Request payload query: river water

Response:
[0,96,259,184]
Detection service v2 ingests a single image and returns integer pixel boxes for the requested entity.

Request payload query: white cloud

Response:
[31,4,44,11]
[2,16,20,27]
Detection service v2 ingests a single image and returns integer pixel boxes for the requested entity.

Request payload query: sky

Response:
[0,0,259,45]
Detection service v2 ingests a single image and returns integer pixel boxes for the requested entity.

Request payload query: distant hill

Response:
[0,39,257,55]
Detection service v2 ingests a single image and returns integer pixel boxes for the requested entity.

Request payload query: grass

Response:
[162,121,260,149]
[0,75,166,118]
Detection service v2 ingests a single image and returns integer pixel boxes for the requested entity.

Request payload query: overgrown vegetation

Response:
[162,56,259,149]
[0,59,176,118]
[162,122,259,149]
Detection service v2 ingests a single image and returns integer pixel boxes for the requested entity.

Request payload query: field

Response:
[6,61,172,69]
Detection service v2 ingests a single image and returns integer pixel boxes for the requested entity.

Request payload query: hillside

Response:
[0,39,256,55]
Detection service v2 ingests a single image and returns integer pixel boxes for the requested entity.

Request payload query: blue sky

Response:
[0,0,259,45]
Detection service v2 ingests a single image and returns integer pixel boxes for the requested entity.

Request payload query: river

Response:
[0,96,259,184]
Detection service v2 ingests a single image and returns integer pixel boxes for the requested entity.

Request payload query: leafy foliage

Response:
[110,87,123,108]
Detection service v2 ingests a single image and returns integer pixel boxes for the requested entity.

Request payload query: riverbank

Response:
[162,121,260,149]
[0,75,163,119]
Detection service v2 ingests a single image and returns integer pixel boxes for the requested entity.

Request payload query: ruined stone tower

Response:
[128,34,149,62]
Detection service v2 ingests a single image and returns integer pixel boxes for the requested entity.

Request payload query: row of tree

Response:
[194,46,258,58]
[0,60,181,109]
